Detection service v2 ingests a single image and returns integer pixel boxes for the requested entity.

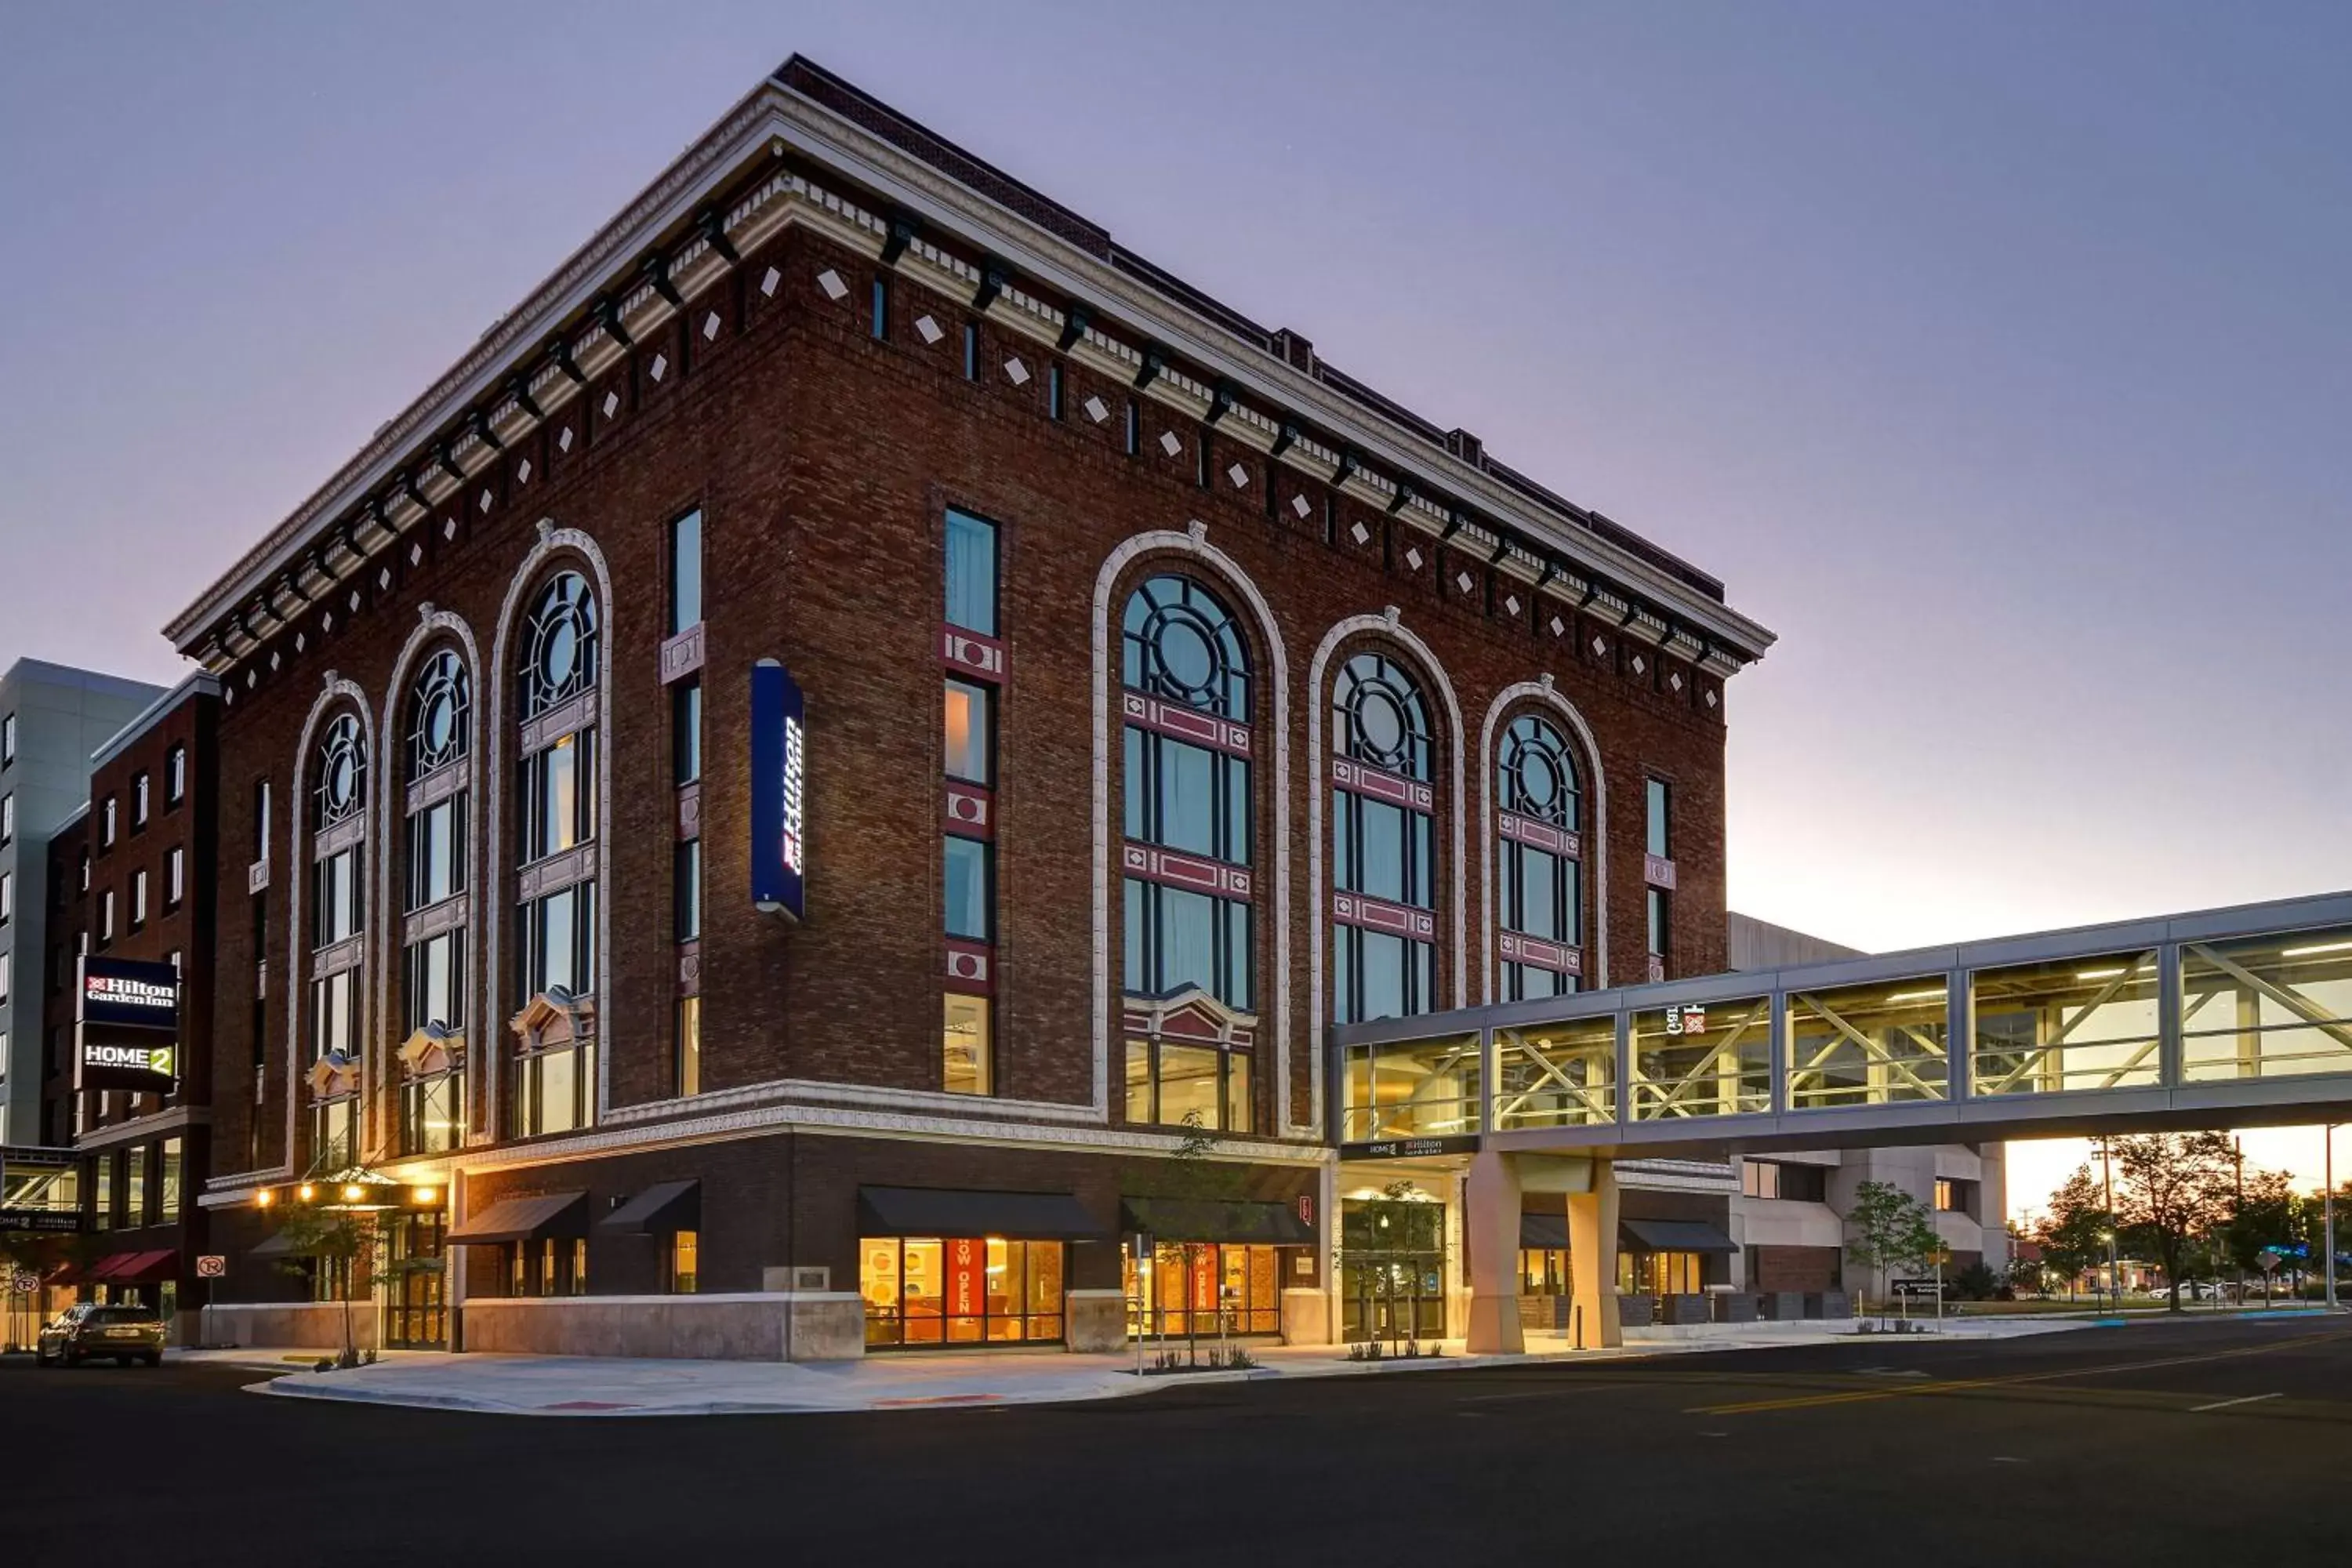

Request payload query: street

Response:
[11,1316,2351,1566]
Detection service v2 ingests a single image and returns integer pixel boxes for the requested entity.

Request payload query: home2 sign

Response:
[75,956,183,1095]
[750,659,809,921]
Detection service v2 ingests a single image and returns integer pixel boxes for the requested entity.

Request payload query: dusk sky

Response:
[4,4,2346,1216]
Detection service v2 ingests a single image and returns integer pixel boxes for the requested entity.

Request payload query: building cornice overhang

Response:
[169,65,1775,673]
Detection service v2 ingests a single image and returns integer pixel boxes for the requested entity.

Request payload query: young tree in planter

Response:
[2038,1163,2114,1302]
[1845,1180,1940,1325]
[2111,1132,2238,1313]
[1130,1112,1253,1370]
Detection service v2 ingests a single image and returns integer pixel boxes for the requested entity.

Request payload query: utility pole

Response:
[2100,1137,2122,1308]
[2328,1124,2339,1312]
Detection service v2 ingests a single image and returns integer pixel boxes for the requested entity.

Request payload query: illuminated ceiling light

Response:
[255,1189,274,1208]
[2075,967,2129,981]
[296,1183,316,1203]
[1885,989,1947,1004]
[412,1186,439,1206]
[2282,940,2352,958]
[341,1185,366,1203]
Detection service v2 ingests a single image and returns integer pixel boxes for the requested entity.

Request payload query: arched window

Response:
[1330,651,1439,1024]
[1495,713,1584,1000]
[399,648,470,1156]
[1120,574,1254,1132]
[511,571,599,1138]
[306,710,368,1171]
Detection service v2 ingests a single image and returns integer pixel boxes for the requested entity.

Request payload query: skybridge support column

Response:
[1568,1158,1624,1349]
[1464,1149,1524,1354]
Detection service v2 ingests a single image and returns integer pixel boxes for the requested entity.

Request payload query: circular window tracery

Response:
[1334,651,1432,781]
[1498,713,1579,829]
[313,713,368,830]
[519,570,599,720]
[1121,575,1250,723]
[408,648,471,780]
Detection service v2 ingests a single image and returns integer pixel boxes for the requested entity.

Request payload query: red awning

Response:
[107,1250,180,1284]
[82,1253,139,1281]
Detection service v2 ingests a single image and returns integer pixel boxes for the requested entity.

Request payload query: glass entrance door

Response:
[1340,1198,1447,1343]
[384,1214,447,1348]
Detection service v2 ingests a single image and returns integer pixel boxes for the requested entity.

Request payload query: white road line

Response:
[2188,1392,2281,1413]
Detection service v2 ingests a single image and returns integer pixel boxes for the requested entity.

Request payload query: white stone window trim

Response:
[1478,678,1610,1003]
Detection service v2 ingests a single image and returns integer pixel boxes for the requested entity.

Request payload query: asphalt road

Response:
[12,1316,2352,1567]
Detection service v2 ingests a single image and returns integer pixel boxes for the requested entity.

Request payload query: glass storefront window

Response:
[1632,996,1769,1120]
[1971,951,2159,1096]
[1787,978,1951,1109]
[1519,1247,1568,1296]
[1494,1018,1615,1129]
[860,1236,1064,1348]
[2180,927,2352,1083]
[1338,1033,1481,1144]
[1123,1242,1282,1338]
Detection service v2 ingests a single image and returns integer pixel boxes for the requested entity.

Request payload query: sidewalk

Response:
[188,1313,2101,1417]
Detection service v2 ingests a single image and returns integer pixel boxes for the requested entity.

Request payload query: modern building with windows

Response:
[164,58,1768,1356]
[0,659,164,1147]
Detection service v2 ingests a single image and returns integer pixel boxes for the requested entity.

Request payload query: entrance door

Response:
[1340,1198,1447,1343]
[384,1214,447,1348]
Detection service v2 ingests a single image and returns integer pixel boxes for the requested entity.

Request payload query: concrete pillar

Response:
[1463,1149,1524,1354]
[1566,1157,1623,1348]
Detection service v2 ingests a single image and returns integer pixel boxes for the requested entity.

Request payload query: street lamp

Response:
[2102,1230,2120,1308]
[2328,1123,2339,1312]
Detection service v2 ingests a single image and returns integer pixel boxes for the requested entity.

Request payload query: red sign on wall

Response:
[946,1238,985,1317]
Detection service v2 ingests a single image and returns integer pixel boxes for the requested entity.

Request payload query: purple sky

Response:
[5,4,2347,1210]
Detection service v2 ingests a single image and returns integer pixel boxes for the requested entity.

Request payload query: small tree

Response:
[266,1202,421,1367]
[1128,1112,1253,1370]
[1846,1180,1940,1324]
[2112,1133,2238,1313]
[2038,1163,2114,1301]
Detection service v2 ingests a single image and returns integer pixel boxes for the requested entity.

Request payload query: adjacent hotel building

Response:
[148,57,1775,1355]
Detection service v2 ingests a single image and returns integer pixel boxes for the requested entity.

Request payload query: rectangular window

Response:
[406,797,466,910]
[132,869,148,927]
[1122,879,1252,1012]
[100,889,115,943]
[403,930,466,1033]
[944,680,993,785]
[668,509,703,635]
[313,848,362,948]
[1047,362,1065,421]
[675,994,701,1097]
[675,840,702,942]
[0,793,12,844]
[166,847,184,907]
[1123,397,1139,457]
[1331,927,1436,1026]
[1124,1038,1253,1132]
[254,779,272,860]
[943,993,992,1095]
[1935,1178,1956,1211]
[962,321,979,381]
[943,510,999,636]
[92,1152,114,1231]
[513,1036,595,1138]
[1646,777,1671,859]
[521,732,595,862]
[0,869,10,924]
[310,968,357,1060]
[673,681,702,786]
[160,1137,183,1221]
[1124,729,1250,866]
[133,773,151,828]
[870,274,889,339]
[1646,887,1669,961]
[1,713,13,765]
[944,837,992,942]
[670,1230,699,1294]
[0,951,11,1004]
[400,1072,463,1156]
[126,1146,148,1228]
[167,745,187,806]
[1333,791,1433,907]
[520,884,596,1001]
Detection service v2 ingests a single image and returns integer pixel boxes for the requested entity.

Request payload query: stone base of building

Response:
[458,1292,866,1360]
[202,1301,380,1352]
[1279,1287,1330,1346]
[1065,1289,1125,1352]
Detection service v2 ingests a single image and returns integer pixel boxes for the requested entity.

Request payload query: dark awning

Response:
[858,1185,1109,1241]
[107,1249,179,1283]
[1121,1197,1314,1244]
[1621,1218,1737,1255]
[249,1230,310,1260]
[598,1180,700,1235]
[448,1190,589,1243]
[83,1252,138,1279]
[1519,1213,1571,1250]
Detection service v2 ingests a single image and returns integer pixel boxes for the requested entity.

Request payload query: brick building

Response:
[165,58,1770,1356]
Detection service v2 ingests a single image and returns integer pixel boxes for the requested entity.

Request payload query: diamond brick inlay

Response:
[1350,521,1370,546]
[444,517,458,540]
[1631,655,1646,675]
[703,311,721,340]
[1293,494,1313,519]
[558,426,575,452]
[478,488,492,513]
[818,268,848,300]
[379,568,393,589]
[601,390,619,419]
[1456,571,1475,594]
[1228,463,1249,488]
[1158,429,1182,457]
[1084,395,1109,423]
[1405,547,1423,570]
[1004,356,1030,385]
[649,354,667,383]
[760,267,781,297]
[916,314,944,345]
[1704,689,1719,709]
[1504,595,1521,616]
[1591,637,1606,656]
[1550,616,1566,637]
[516,459,531,485]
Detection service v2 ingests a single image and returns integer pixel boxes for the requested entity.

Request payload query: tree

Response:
[2223,1168,2299,1281]
[263,1200,430,1367]
[2110,1133,2238,1313]
[2038,1163,2113,1301]
[1125,1112,1253,1370]
[1845,1180,1941,1322]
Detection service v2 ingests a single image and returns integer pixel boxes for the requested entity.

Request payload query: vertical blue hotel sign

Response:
[750,659,808,920]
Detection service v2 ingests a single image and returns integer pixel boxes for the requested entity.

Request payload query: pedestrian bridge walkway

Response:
[1333,891,2352,1161]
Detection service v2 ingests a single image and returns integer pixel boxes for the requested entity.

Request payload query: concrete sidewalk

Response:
[186,1313,2107,1417]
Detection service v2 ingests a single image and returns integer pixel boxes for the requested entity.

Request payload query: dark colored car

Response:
[38,1302,166,1367]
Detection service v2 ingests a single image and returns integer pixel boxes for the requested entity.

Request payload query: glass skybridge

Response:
[1331,891,2352,1159]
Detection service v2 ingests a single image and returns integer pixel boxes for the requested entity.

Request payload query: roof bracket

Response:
[434,442,464,483]
[471,410,504,453]
[880,211,916,267]
[508,373,544,422]
[546,337,587,387]
[695,203,739,264]
[1055,304,1090,354]
[1389,482,1416,517]
[642,252,684,310]
[1134,346,1167,392]
[1332,449,1359,486]
[1270,423,1298,459]
[595,295,635,350]
[972,260,1008,313]
[1205,381,1236,426]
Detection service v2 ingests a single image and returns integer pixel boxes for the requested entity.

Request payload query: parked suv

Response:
[38,1302,166,1367]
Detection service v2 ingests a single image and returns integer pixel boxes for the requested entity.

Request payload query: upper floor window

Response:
[944,510,998,637]
[668,510,703,636]
[1646,777,1671,860]
[1334,652,1432,781]
[1500,716,1579,831]
[99,796,114,848]
[0,792,11,845]
[1121,575,1250,722]
[253,779,272,860]
[0,869,11,924]
[312,714,366,831]
[1496,713,1584,1002]
[132,772,151,828]
[165,744,187,806]
[408,649,470,780]
[519,571,600,720]
[1,712,13,766]
[1330,650,1439,1025]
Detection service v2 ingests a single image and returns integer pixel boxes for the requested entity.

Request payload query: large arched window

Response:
[1330,651,1437,1024]
[1495,713,1584,1000]
[511,571,599,1138]
[306,710,368,1171]
[398,648,470,1156]
[1120,574,1254,1132]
